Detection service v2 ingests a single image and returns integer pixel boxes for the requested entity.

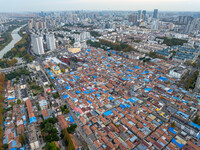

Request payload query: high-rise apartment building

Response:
[28,19,33,30]
[178,16,194,25]
[46,34,56,50]
[80,32,90,41]
[31,34,44,55]
[128,15,138,24]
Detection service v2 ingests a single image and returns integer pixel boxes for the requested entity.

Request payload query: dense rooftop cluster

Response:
[42,47,200,150]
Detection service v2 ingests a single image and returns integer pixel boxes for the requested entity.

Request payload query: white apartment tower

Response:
[80,32,90,41]
[46,34,56,50]
[31,34,44,55]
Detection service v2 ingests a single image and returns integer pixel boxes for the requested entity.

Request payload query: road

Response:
[0,64,26,73]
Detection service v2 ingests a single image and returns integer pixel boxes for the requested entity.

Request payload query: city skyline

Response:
[0,0,200,12]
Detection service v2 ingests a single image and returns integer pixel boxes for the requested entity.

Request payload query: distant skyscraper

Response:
[153,9,158,19]
[185,18,200,33]
[178,16,194,25]
[28,19,33,30]
[151,20,159,30]
[128,15,138,24]
[31,34,44,55]
[138,10,142,20]
[46,34,56,50]
[142,10,147,21]
[34,21,39,30]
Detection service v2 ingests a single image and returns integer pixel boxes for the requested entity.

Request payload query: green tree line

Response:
[87,39,134,52]
[3,33,33,63]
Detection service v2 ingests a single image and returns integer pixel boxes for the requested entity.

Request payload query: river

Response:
[0,25,25,58]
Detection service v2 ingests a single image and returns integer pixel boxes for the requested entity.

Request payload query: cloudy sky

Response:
[0,0,199,12]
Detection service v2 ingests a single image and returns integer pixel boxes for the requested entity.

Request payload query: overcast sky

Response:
[0,0,200,12]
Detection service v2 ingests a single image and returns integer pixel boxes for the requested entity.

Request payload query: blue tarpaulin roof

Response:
[128,98,134,103]
[30,117,37,124]
[125,104,131,108]
[12,140,17,147]
[168,89,173,93]
[69,115,75,124]
[172,138,184,148]
[127,69,133,72]
[173,96,180,100]
[87,100,92,104]
[104,110,113,116]
[8,97,15,100]
[158,76,168,81]
[73,98,78,102]
[109,97,114,101]
[63,95,68,99]
[135,66,140,69]
[168,127,176,134]
[145,88,152,92]
[144,79,150,82]
[156,68,162,70]
[190,122,200,129]
[176,111,189,119]
[76,90,81,94]
[24,121,27,125]
[65,86,70,90]
[120,104,126,109]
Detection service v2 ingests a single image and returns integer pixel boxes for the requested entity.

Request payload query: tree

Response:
[40,118,59,143]
[19,134,26,146]
[171,122,176,128]
[45,142,60,150]
[193,115,200,125]
[67,124,77,133]
[3,144,8,149]
[62,129,75,150]
[17,99,21,104]
[61,68,65,73]
[64,109,69,114]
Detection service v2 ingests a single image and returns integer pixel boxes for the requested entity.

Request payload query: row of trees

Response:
[185,70,199,90]
[148,51,167,60]
[40,118,59,143]
[87,39,134,52]
[158,37,188,46]
[3,33,33,63]
[0,29,13,50]
[90,31,102,37]
[5,68,30,80]
[61,129,75,150]
[0,58,18,68]
[18,25,27,37]
[0,73,5,148]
